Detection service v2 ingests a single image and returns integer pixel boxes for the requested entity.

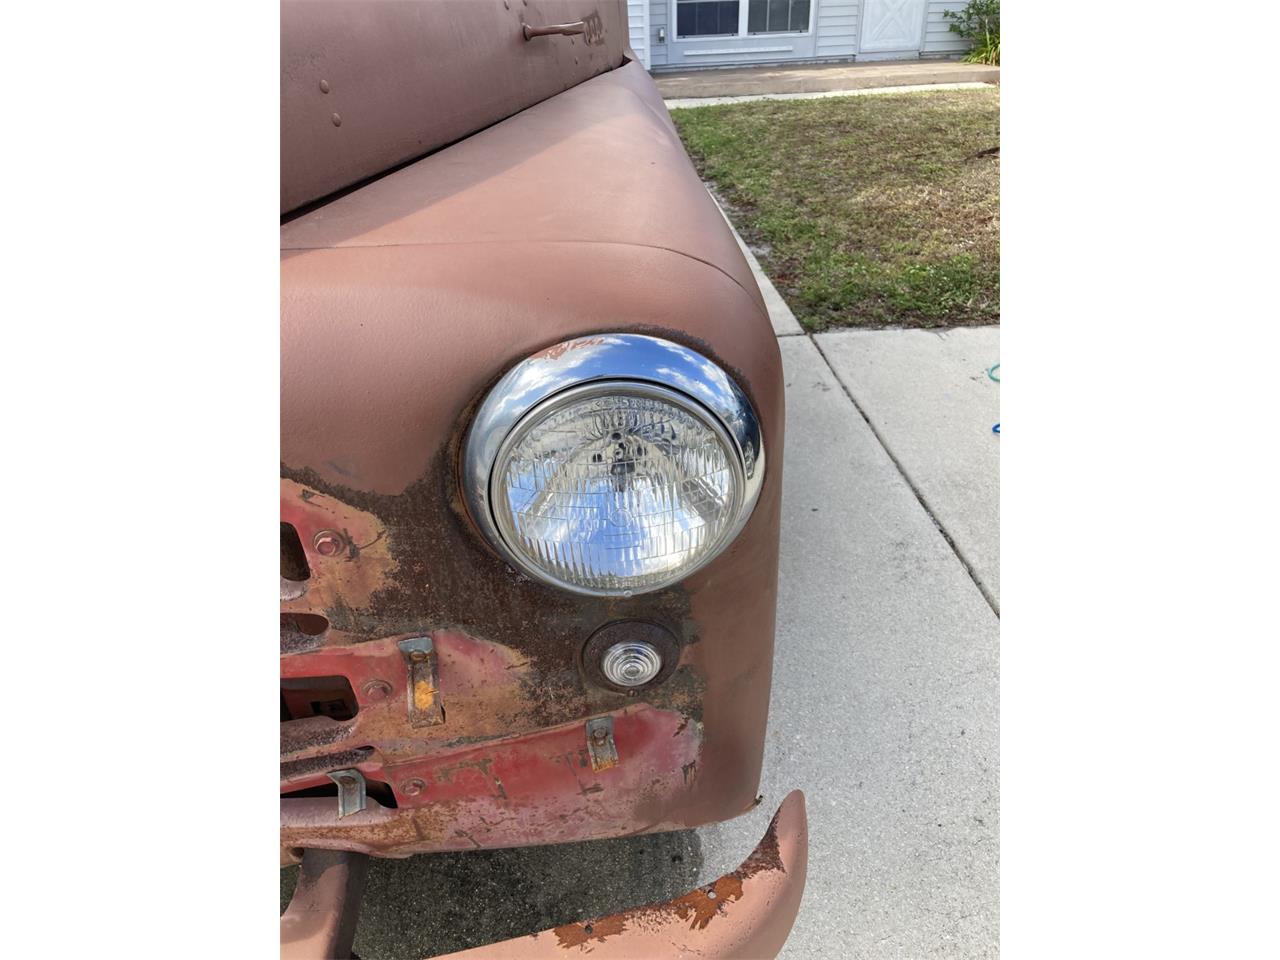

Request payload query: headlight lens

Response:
[464,335,765,596]
[492,383,742,594]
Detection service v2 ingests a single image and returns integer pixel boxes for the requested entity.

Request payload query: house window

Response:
[748,0,810,33]
[674,0,811,39]
[676,0,740,37]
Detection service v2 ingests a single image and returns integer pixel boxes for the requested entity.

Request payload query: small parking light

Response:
[601,641,663,687]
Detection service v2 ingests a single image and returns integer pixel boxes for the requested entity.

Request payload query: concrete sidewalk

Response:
[818,328,1001,609]
[665,80,993,110]
[655,59,998,100]
[738,335,999,959]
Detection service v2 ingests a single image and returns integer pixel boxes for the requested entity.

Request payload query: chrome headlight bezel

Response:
[462,334,765,596]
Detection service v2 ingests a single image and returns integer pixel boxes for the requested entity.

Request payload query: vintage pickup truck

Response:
[280,2,807,956]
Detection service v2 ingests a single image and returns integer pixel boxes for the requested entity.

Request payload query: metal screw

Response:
[402,778,426,797]
[313,530,343,556]
[707,889,717,900]
[592,727,608,744]
[410,650,429,663]
[362,679,392,701]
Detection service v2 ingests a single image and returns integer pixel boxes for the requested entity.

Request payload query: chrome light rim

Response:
[463,334,766,595]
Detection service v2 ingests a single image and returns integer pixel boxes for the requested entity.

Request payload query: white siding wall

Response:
[648,0,668,68]
[922,0,972,57]
[816,0,860,60]
[628,0,650,67]
[645,0,976,70]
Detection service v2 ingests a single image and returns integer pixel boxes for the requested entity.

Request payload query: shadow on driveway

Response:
[282,829,702,959]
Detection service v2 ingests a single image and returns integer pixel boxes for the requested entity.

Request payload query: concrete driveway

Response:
[741,329,999,958]
[284,278,1001,960]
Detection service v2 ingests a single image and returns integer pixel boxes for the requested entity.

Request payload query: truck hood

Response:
[282,59,760,302]
[282,0,630,214]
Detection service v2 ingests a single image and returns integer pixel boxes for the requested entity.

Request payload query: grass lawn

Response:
[671,88,1000,330]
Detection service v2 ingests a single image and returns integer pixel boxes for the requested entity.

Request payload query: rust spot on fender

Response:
[280,478,397,618]
[553,915,627,949]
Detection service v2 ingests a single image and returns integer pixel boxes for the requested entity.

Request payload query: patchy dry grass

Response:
[671,88,1000,329]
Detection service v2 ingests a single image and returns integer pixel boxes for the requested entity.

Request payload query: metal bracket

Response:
[523,19,584,40]
[326,768,367,819]
[398,636,445,727]
[585,716,619,772]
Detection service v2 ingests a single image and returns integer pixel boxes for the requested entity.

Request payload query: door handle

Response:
[523,20,586,40]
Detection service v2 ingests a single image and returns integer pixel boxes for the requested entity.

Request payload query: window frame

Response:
[670,0,816,42]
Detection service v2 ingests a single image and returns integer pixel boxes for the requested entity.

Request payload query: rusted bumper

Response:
[281,790,808,959]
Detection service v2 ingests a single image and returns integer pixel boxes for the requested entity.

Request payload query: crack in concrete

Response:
[809,333,1000,618]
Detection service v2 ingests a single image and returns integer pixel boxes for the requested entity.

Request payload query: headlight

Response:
[464,335,765,596]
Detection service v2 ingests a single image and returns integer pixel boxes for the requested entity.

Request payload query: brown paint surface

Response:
[281,0,629,213]
[282,55,782,856]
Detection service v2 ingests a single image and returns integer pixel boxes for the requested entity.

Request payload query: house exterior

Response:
[627,0,970,71]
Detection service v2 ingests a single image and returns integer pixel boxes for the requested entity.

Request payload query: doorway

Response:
[859,0,927,59]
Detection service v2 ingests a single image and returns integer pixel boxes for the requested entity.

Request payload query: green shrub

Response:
[944,0,1000,65]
